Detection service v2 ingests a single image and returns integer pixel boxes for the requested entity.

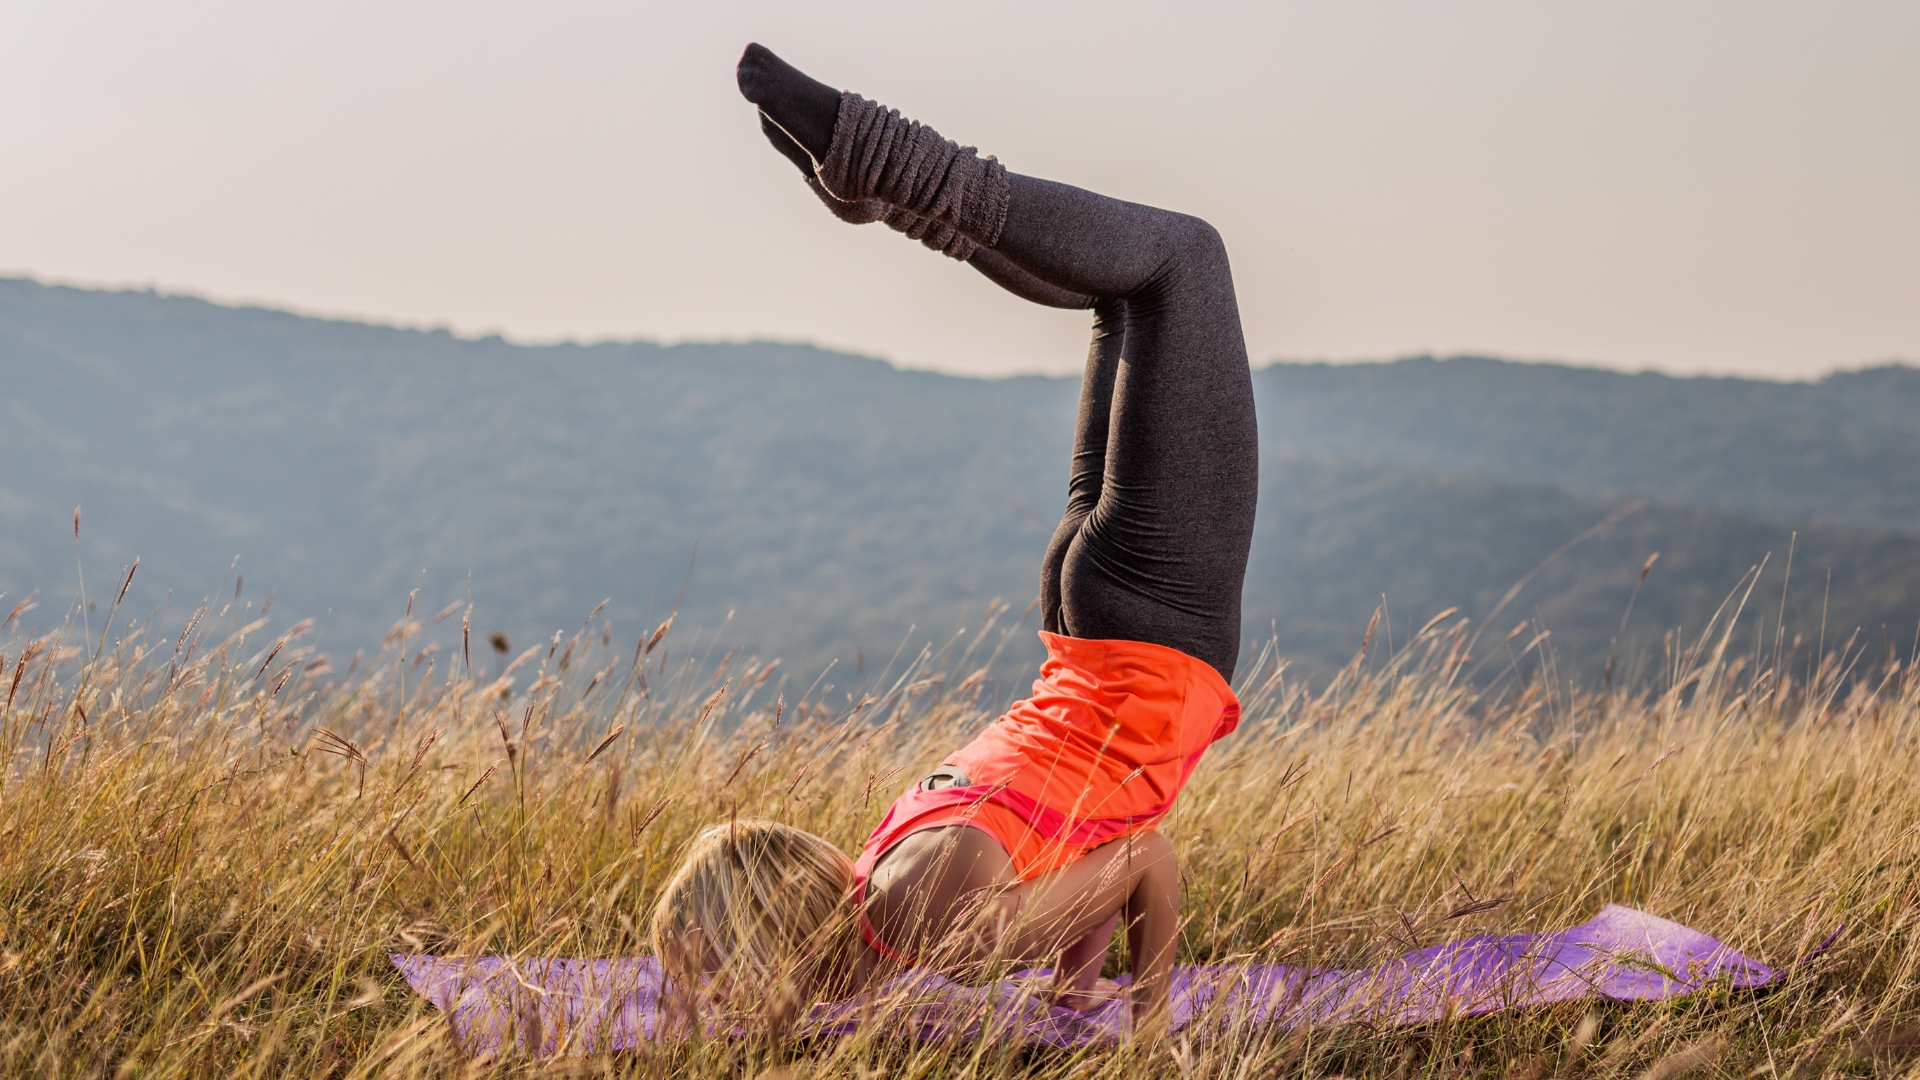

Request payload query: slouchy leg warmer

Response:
[815,92,1011,257]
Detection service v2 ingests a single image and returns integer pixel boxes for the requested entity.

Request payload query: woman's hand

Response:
[1046,976,1125,1012]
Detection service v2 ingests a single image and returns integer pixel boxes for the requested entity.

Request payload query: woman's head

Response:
[649,819,856,1011]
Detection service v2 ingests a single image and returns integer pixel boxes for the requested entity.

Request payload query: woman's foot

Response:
[737,43,840,163]
[759,111,818,178]
[739,43,1009,257]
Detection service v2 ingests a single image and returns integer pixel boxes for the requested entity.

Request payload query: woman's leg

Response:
[1001,178,1258,680]
[741,45,1257,678]
[1040,299,1122,637]
[755,109,1096,310]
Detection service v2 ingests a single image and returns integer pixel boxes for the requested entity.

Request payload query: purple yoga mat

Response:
[391,904,1777,1056]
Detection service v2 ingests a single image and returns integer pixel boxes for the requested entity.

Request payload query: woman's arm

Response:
[868,825,1181,1033]
[1121,835,1179,1034]
[998,831,1180,1032]
[1048,909,1121,1010]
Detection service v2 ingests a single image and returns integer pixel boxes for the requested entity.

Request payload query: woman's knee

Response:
[1159,214,1228,271]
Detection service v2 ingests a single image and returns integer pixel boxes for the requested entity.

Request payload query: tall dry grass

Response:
[2,577,1918,1078]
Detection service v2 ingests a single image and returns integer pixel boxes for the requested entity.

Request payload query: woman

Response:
[649,43,1258,1035]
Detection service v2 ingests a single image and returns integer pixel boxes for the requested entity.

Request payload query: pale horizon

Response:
[13,271,1912,386]
[4,1,1915,379]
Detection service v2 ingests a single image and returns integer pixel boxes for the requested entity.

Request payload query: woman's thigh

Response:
[1058,219,1258,678]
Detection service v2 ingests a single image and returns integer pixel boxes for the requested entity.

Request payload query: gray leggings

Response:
[971,175,1258,682]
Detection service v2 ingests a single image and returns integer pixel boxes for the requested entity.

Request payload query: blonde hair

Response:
[649,819,857,1001]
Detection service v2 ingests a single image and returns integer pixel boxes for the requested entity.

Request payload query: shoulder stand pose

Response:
[650,44,1259,1037]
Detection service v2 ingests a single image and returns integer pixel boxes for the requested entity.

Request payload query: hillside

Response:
[1251,458,1920,680]
[3,277,1916,684]
[1255,358,1920,533]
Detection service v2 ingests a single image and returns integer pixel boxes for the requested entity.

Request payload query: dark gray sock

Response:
[736,43,840,162]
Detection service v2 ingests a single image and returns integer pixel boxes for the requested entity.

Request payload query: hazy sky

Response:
[4,2,1915,378]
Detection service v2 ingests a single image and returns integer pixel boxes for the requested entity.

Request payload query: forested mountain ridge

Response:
[1254,358,1920,534]
[3,277,1915,684]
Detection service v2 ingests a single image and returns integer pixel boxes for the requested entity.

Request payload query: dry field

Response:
[2,577,1918,1078]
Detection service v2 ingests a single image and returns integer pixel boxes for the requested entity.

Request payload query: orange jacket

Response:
[855,632,1240,884]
